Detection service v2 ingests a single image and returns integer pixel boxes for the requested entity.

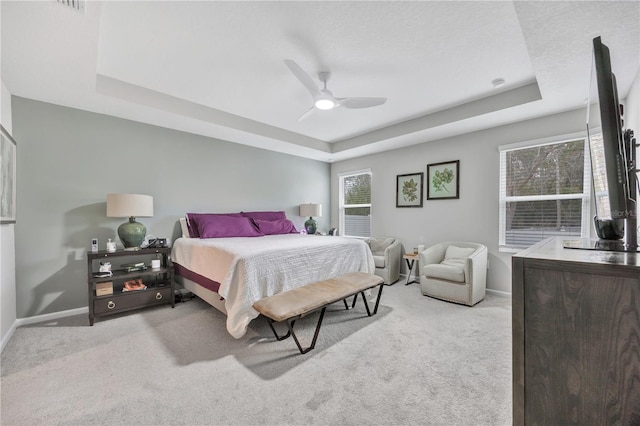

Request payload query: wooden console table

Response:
[512,237,640,425]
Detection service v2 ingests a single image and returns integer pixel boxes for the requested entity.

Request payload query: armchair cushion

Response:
[424,263,465,283]
[441,258,466,267]
[368,238,395,255]
[444,246,476,260]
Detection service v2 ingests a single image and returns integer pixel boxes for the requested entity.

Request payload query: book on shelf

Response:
[123,279,147,292]
[124,266,148,273]
[121,261,145,268]
[120,261,147,273]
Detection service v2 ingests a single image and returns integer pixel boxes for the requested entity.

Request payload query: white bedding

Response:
[171,234,375,338]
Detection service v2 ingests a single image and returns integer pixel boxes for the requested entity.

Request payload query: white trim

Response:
[503,193,585,202]
[486,288,511,298]
[399,274,512,298]
[338,168,371,178]
[15,307,89,328]
[1,321,18,352]
[498,150,507,247]
[499,246,522,253]
[2,307,89,352]
[498,131,586,152]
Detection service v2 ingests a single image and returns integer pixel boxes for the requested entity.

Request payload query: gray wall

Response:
[331,108,592,293]
[11,97,330,319]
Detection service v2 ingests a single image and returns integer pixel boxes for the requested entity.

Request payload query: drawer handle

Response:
[107,300,116,310]
[155,292,163,300]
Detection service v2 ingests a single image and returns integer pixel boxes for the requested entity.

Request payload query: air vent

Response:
[56,0,85,13]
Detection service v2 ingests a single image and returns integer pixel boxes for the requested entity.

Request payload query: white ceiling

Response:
[2,1,639,162]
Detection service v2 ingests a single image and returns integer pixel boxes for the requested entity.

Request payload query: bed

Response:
[171,219,375,338]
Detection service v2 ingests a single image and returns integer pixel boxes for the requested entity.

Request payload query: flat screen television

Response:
[586,36,637,248]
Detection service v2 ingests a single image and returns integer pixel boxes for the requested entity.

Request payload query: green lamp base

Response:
[304,217,317,235]
[118,217,147,250]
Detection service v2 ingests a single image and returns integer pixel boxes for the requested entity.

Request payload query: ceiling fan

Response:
[284,59,387,121]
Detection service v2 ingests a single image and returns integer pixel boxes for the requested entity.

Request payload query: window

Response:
[499,136,591,250]
[339,170,372,237]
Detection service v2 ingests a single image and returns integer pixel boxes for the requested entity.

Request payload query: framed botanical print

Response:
[1,125,16,223]
[396,172,424,207]
[427,160,459,200]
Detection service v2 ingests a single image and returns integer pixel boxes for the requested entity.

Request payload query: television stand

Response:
[513,237,640,424]
[563,238,640,252]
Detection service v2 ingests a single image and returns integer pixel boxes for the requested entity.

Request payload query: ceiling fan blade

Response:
[339,97,387,109]
[297,107,315,122]
[284,59,320,98]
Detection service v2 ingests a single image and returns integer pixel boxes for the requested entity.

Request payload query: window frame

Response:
[498,133,592,252]
[338,169,372,238]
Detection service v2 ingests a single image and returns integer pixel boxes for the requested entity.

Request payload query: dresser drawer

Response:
[94,287,173,315]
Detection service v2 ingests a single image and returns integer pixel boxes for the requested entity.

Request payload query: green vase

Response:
[304,217,317,235]
[118,217,147,249]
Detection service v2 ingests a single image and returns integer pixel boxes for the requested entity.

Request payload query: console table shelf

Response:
[87,247,175,325]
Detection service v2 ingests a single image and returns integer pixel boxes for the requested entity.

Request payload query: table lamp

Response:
[299,203,322,235]
[107,193,154,250]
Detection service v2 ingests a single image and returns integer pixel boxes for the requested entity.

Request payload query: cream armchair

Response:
[365,237,402,284]
[419,242,487,306]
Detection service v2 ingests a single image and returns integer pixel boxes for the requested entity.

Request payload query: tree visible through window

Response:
[499,138,591,249]
[340,171,371,237]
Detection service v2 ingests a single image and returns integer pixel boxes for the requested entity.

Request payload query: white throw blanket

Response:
[171,234,375,338]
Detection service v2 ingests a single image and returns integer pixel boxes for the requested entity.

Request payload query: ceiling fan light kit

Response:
[315,98,336,110]
[284,59,387,120]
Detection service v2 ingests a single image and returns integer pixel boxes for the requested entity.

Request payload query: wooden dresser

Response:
[512,237,640,425]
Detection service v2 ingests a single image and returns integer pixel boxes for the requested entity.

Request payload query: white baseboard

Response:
[1,321,18,352]
[401,274,512,298]
[2,306,89,353]
[486,288,511,298]
[15,307,89,327]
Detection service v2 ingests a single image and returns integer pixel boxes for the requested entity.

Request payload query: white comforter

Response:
[171,234,375,338]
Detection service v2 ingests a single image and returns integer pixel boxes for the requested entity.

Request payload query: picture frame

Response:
[1,125,17,224]
[427,160,459,200]
[396,172,424,207]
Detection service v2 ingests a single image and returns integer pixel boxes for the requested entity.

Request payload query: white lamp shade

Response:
[300,203,322,217]
[107,194,154,218]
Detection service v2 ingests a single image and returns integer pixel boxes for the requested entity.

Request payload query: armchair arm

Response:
[420,244,445,268]
[465,245,488,302]
[384,239,402,281]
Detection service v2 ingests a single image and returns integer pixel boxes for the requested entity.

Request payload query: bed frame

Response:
[176,275,227,314]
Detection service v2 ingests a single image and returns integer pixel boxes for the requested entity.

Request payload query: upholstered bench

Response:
[253,272,385,354]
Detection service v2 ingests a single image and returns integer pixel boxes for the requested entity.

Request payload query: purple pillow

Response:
[198,215,263,238]
[186,213,242,238]
[254,218,298,235]
[241,211,287,222]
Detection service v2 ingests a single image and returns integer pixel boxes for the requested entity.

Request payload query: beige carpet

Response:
[1,283,512,425]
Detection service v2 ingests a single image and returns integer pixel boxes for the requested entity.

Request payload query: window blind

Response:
[340,171,372,238]
[499,138,591,250]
